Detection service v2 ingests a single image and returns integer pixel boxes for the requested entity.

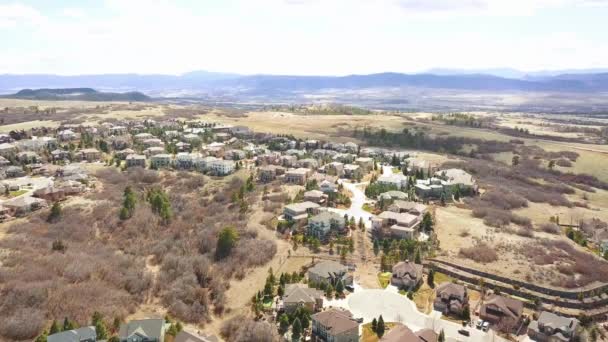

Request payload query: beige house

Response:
[312,308,359,342]
[285,168,310,185]
[391,261,423,290]
[282,284,324,314]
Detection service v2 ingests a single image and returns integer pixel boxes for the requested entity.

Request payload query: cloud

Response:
[0,3,44,28]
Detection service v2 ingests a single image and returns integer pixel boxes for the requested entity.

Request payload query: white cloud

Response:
[0,3,44,28]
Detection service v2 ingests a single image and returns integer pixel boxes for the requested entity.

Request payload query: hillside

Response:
[1,88,152,102]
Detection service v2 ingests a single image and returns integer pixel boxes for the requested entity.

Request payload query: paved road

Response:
[325,284,505,342]
[327,180,375,229]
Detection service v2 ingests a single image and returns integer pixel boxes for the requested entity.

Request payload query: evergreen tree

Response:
[414,249,422,264]
[335,280,345,296]
[377,315,385,337]
[216,226,239,260]
[47,202,62,222]
[95,320,108,340]
[279,314,290,333]
[292,318,302,341]
[373,239,380,256]
[49,320,60,334]
[120,186,137,219]
[427,269,435,288]
[454,185,461,201]
[438,329,445,342]
[35,331,48,342]
[371,318,377,332]
[325,283,334,298]
[63,317,75,331]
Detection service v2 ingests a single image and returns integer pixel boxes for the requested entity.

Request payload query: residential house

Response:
[151,154,172,169]
[134,132,153,142]
[126,154,147,168]
[285,168,310,185]
[377,174,408,189]
[205,142,225,158]
[282,284,324,314]
[281,155,297,167]
[17,151,40,164]
[229,125,253,137]
[528,311,579,342]
[175,331,218,342]
[58,129,78,141]
[48,326,96,342]
[5,166,26,178]
[115,148,136,160]
[3,196,47,216]
[308,211,346,240]
[311,308,359,342]
[34,186,66,202]
[378,191,409,202]
[51,149,70,161]
[298,158,319,169]
[480,295,524,331]
[215,132,231,141]
[208,159,235,176]
[145,146,166,156]
[78,148,101,162]
[283,201,320,225]
[0,143,16,157]
[415,179,445,199]
[374,211,420,239]
[304,190,327,204]
[344,142,358,154]
[391,261,423,290]
[259,165,285,182]
[175,141,191,152]
[355,157,374,172]
[325,162,344,177]
[0,155,9,167]
[388,201,428,216]
[343,164,362,180]
[319,180,337,194]
[109,125,128,135]
[225,149,246,161]
[434,168,478,194]
[380,324,437,342]
[175,152,196,169]
[433,282,468,316]
[143,138,164,148]
[119,318,168,342]
[308,260,353,287]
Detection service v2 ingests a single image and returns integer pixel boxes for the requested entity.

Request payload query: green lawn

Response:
[433,272,454,285]
[392,168,401,174]
[378,272,392,288]
[262,297,273,309]
[362,203,374,213]
[9,190,27,197]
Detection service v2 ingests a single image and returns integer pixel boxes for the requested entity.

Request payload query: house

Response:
[175,331,218,342]
[308,211,346,239]
[434,168,477,194]
[126,154,147,168]
[325,162,344,177]
[259,165,285,182]
[378,191,409,202]
[285,168,310,185]
[206,142,225,157]
[143,138,164,148]
[343,164,362,180]
[311,308,359,342]
[0,155,9,167]
[229,125,253,137]
[527,311,579,342]
[304,190,327,204]
[388,201,428,216]
[51,149,70,161]
[78,148,101,162]
[344,142,358,153]
[308,260,353,287]
[0,143,16,157]
[281,155,297,167]
[58,129,78,141]
[119,318,167,342]
[109,125,128,135]
[355,157,374,172]
[415,179,445,199]
[208,159,235,176]
[225,149,246,161]
[377,174,408,189]
[374,211,420,239]
[298,158,319,169]
[150,154,173,169]
[480,295,524,331]
[433,282,468,316]
[215,132,231,141]
[145,146,166,156]
[380,324,437,342]
[115,148,136,160]
[391,261,423,290]
[17,151,40,164]
[3,196,47,216]
[48,326,96,342]
[175,152,196,169]
[284,201,320,226]
[175,141,191,152]
[319,180,337,194]
[5,166,26,178]
[34,186,66,202]
[282,284,324,314]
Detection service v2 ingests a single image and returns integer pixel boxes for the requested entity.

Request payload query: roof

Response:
[435,168,475,186]
[286,168,309,176]
[379,191,408,200]
[283,284,323,304]
[312,308,359,335]
[175,331,218,342]
[482,295,523,320]
[285,201,320,213]
[48,326,96,342]
[127,154,146,160]
[3,196,47,208]
[380,324,420,342]
[390,200,427,213]
[536,311,578,332]
[310,211,343,225]
[416,328,438,342]
[392,261,423,282]
[435,282,467,301]
[308,260,348,279]
[119,318,166,340]
[379,211,418,226]
[304,190,325,198]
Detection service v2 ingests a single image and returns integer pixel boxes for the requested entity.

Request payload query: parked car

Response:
[482,321,490,332]
[458,329,470,336]
[476,320,484,330]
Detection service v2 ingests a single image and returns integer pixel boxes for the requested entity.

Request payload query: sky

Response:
[1,0,608,76]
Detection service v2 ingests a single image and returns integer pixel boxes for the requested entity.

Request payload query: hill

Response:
[2,88,152,102]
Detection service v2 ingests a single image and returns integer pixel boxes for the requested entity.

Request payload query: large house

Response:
[380,324,438,342]
[377,174,408,189]
[258,165,285,182]
[388,201,428,216]
[433,282,468,316]
[175,331,217,342]
[119,318,167,342]
[78,148,101,162]
[480,295,524,331]
[391,261,423,290]
[373,211,420,239]
[48,326,96,342]
[304,189,327,204]
[355,157,374,172]
[527,311,579,342]
[282,284,324,314]
[126,154,146,168]
[150,154,173,169]
[308,211,346,240]
[308,260,353,287]
[312,308,359,342]
[283,201,320,225]
[285,168,310,185]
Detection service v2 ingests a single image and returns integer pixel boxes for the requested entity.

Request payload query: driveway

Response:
[327,180,374,228]
[325,284,506,342]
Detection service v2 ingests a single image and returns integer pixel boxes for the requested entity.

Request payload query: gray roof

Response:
[48,326,96,342]
[175,331,218,342]
[283,284,323,304]
[308,260,348,279]
[119,318,166,340]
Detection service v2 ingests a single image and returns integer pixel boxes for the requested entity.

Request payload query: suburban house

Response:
[283,201,320,225]
[388,201,428,216]
[0,143,16,157]
[259,165,285,183]
[145,146,166,156]
[298,158,319,169]
[3,196,47,216]
[143,138,164,148]
[355,157,374,172]
[48,326,97,342]
[378,190,409,202]
[78,148,101,162]
[175,152,196,169]
[17,151,40,164]
[281,155,298,167]
[414,179,445,199]
[325,162,344,177]
[304,190,327,204]
[433,282,468,316]
[208,159,235,176]
[480,295,524,331]
[377,174,408,189]
[434,168,478,194]
[205,142,225,157]
[150,154,173,169]
[380,324,438,342]
[126,154,146,168]
[134,133,153,142]
[308,260,353,287]
[308,210,346,239]
[311,308,359,342]
[58,129,78,141]
[0,155,9,167]
[282,283,324,314]
[319,180,337,194]
[175,331,217,342]
[34,186,66,202]
[527,311,579,342]
[374,211,420,239]
[343,164,362,180]
[285,168,310,185]
[119,318,168,342]
[391,261,423,290]
[51,149,70,161]
[5,166,26,178]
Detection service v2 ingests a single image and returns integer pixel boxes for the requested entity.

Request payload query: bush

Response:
[459,243,498,263]
[0,308,46,340]
[539,223,560,234]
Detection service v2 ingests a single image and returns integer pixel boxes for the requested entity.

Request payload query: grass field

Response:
[378,272,392,288]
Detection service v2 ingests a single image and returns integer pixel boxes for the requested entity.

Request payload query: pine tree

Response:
[438,329,445,342]
[415,249,422,264]
[279,314,290,333]
[63,317,75,331]
[47,202,62,222]
[427,269,435,288]
[292,318,302,341]
[371,318,377,332]
[377,315,385,337]
[216,226,239,260]
[49,320,60,334]
[35,331,48,342]
[373,239,380,256]
[336,280,344,295]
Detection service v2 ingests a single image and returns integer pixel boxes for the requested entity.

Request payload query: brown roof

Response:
[380,324,420,342]
[435,282,466,301]
[416,329,438,342]
[392,262,423,282]
[481,295,523,320]
[312,308,359,335]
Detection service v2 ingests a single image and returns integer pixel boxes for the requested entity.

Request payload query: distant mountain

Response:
[1,88,152,101]
[427,67,608,80]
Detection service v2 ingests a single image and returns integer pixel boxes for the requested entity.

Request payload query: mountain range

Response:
[0,88,151,102]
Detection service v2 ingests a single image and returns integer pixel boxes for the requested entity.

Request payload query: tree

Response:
[95,320,108,340]
[216,226,239,259]
[292,318,302,341]
[377,315,385,337]
[414,249,422,264]
[427,269,435,288]
[371,318,377,332]
[49,320,60,335]
[512,155,520,166]
[325,283,334,298]
[358,217,364,230]
[34,331,48,342]
[421,212,433,233]
[548,160,556,170]
[335,280,344,296]
[454,185,461,201]
[438,329,445,342]
[47,202,62,222]
[461,305,471,321]
[373,239,380,256]
[63,317,75,331]
[279,314,290,334]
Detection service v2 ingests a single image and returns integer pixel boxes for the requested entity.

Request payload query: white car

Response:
[482,321,490,332]
[476,320,484,329]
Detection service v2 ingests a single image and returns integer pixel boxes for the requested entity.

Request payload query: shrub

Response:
[459,243,498,263]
